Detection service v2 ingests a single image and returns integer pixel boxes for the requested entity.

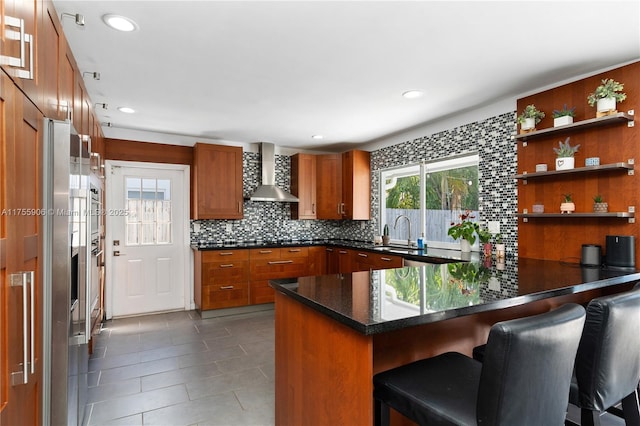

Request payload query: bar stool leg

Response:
[374,399,390,426]
[621,390,640,426]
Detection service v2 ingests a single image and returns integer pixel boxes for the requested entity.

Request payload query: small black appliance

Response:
[605,235,635,270]
[581,244,601,267]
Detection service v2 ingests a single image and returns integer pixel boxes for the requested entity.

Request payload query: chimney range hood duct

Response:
[248,142,299,202]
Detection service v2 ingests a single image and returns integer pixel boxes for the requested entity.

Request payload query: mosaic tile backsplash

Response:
[191,111,518,257]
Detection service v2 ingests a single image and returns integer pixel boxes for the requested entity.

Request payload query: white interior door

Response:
[107,163,188,317]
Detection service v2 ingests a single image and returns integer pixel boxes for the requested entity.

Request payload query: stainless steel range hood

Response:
[248,142,299,202]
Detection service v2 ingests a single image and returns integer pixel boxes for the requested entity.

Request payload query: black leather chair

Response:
[373,304,586,426]
[565,285,640,426]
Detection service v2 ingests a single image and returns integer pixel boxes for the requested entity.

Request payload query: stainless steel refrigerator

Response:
[42,118,95,425]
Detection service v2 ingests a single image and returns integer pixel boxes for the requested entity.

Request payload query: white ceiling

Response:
[52,1,640,152]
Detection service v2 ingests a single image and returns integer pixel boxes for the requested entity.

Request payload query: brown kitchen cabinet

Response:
[351,250,404,271]
[290,153,317,219]
[307,246,326,276]
[316,150,370,220]
[192,143,244,220]
[194,249,249,310]
[249,247,310,304]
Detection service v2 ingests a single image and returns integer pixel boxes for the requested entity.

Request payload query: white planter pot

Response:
[561,202,576,214]
[555,157,575,170]
[520,117,535,130]
[554,116,573,127]
[496,243,506,260]
[596,97,616,113]
[460,240,471,252]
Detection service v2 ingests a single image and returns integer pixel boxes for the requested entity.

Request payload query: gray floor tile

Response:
[88,384,188,425]
[186,368,268,401]
[177,346,246,369]
[87,377,141,404]
[99,357,178,385]
[140,341,208,363]
[89,351,141,372]
[142,392,242,426]
[214,350,274,374]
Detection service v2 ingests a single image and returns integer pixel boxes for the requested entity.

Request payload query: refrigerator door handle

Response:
[10,272,28,385]
[28,271,35,374]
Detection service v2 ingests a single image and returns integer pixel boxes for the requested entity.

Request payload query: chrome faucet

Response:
[394,215,412,247]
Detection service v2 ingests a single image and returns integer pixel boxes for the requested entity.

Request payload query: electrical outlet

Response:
[225,223,233,233]
[193,223,201,232]
[305,221,311,229]
[488,221,500,234]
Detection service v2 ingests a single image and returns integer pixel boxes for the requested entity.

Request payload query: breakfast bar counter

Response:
[270,258,640,426]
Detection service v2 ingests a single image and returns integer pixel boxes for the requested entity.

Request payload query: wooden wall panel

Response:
[104,138,193,165]
[517,61,639,264]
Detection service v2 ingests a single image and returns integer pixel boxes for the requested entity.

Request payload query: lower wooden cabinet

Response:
[249,247,310,304]
[195,249,249,310]
[194,245,405,312]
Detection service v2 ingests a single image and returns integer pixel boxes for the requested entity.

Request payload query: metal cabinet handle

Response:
[1,16,34,80]
[358,253,368,258]
[219,252,234,256]
[28,271,34,374]
[10,272,29,385]
[268,260,293,265]
[326,248,333,252]
[220,285,234,290]
[219,264,234,268]
[380,257,392,261]
[312,203,315,214]
[238,201,242,213]
[288,249,301,253]
[259,250,273,254]
[339,250,348,254]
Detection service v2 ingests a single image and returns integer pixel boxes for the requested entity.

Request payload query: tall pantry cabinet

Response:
[2,0,106,423]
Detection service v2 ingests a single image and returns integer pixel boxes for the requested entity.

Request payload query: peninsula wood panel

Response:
[517,61,639,264]
[342,149,370,220]
[105,138,193,165]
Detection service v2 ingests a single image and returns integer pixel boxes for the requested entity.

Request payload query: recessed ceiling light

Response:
[311,135,323,140]
[402,90,424,99]
[118,106,135,114]
[102,14,138,32]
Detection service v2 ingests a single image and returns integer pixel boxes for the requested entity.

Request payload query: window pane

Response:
[141,223,155,245]
[157,179,171,200]
[157,223,171,244]
[126,223,140,245]
[383,173,420,242]
[126,177,141,200]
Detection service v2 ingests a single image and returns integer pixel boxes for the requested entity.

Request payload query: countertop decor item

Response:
[382,224,390,246]
[587,78,627,117]
[561,193,576,214]
[535,164,548,172]
[477,227,492,258]
[593,194,608,213]
[553,137,580,170]
[585,157,600,166]
[494,233,505,261]
[552,104,576,127]
[532,203,544,213]
[517,104,545,133]
[448,210,478,252]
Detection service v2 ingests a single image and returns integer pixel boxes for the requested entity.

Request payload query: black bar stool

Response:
[373,304,586,426]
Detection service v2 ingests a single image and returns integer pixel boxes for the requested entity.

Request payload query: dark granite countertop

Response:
[191,238,478,264]
[269,258,640,335]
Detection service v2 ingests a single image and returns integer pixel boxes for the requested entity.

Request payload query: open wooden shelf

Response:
[515,111,634,142]
[518,212,634,218]
[514,162,634,180]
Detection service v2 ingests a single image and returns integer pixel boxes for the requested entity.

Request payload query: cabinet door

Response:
[325,247,339,274]
[290,154,316,219]
[0,72,42,426]
[342,150,370,220]
[193,143,244,219]
[316,154,342,219]
[41,0,64,120]
[1,0,39,102]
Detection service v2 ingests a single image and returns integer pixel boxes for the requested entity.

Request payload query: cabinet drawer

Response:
[201,281,249,310]
[203,250,249,262]
[250,248,281,260]
[281,247,308,258]
[203,261,249,284]
[250,257,309,280]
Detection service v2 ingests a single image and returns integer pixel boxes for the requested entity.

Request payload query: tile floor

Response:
[84,309,275,426]
[84,308,627,426]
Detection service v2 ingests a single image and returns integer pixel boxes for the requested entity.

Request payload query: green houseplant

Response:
[593,194,608,213]
[561,193,575,214]
[553,137,580,170]
[552,104,576,127]
[587,78,627,114]
[517,104,545,132]
[448,210,478,252]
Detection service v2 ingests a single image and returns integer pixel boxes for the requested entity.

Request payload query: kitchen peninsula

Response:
[270,259,640,426]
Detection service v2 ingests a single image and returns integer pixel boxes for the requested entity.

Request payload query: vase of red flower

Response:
[447,210,478,252]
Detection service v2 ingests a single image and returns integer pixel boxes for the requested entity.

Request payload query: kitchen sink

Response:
[372,245,461,263]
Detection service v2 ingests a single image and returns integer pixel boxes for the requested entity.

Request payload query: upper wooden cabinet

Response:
[316,153,342,219]
[342,150,370,220]
[290,153,317,219]
[192,143,244,220]
[315,150,370,220]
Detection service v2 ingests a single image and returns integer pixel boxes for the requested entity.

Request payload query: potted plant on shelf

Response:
[477,227,492,258]
[587,78,627,116]
[561,193,575,214]
[382,224,390,246]
[448,210,478,252]
[553,137,580,170]
[552,104,576,127]
[593,194,609,213]
[517,104,545,133]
